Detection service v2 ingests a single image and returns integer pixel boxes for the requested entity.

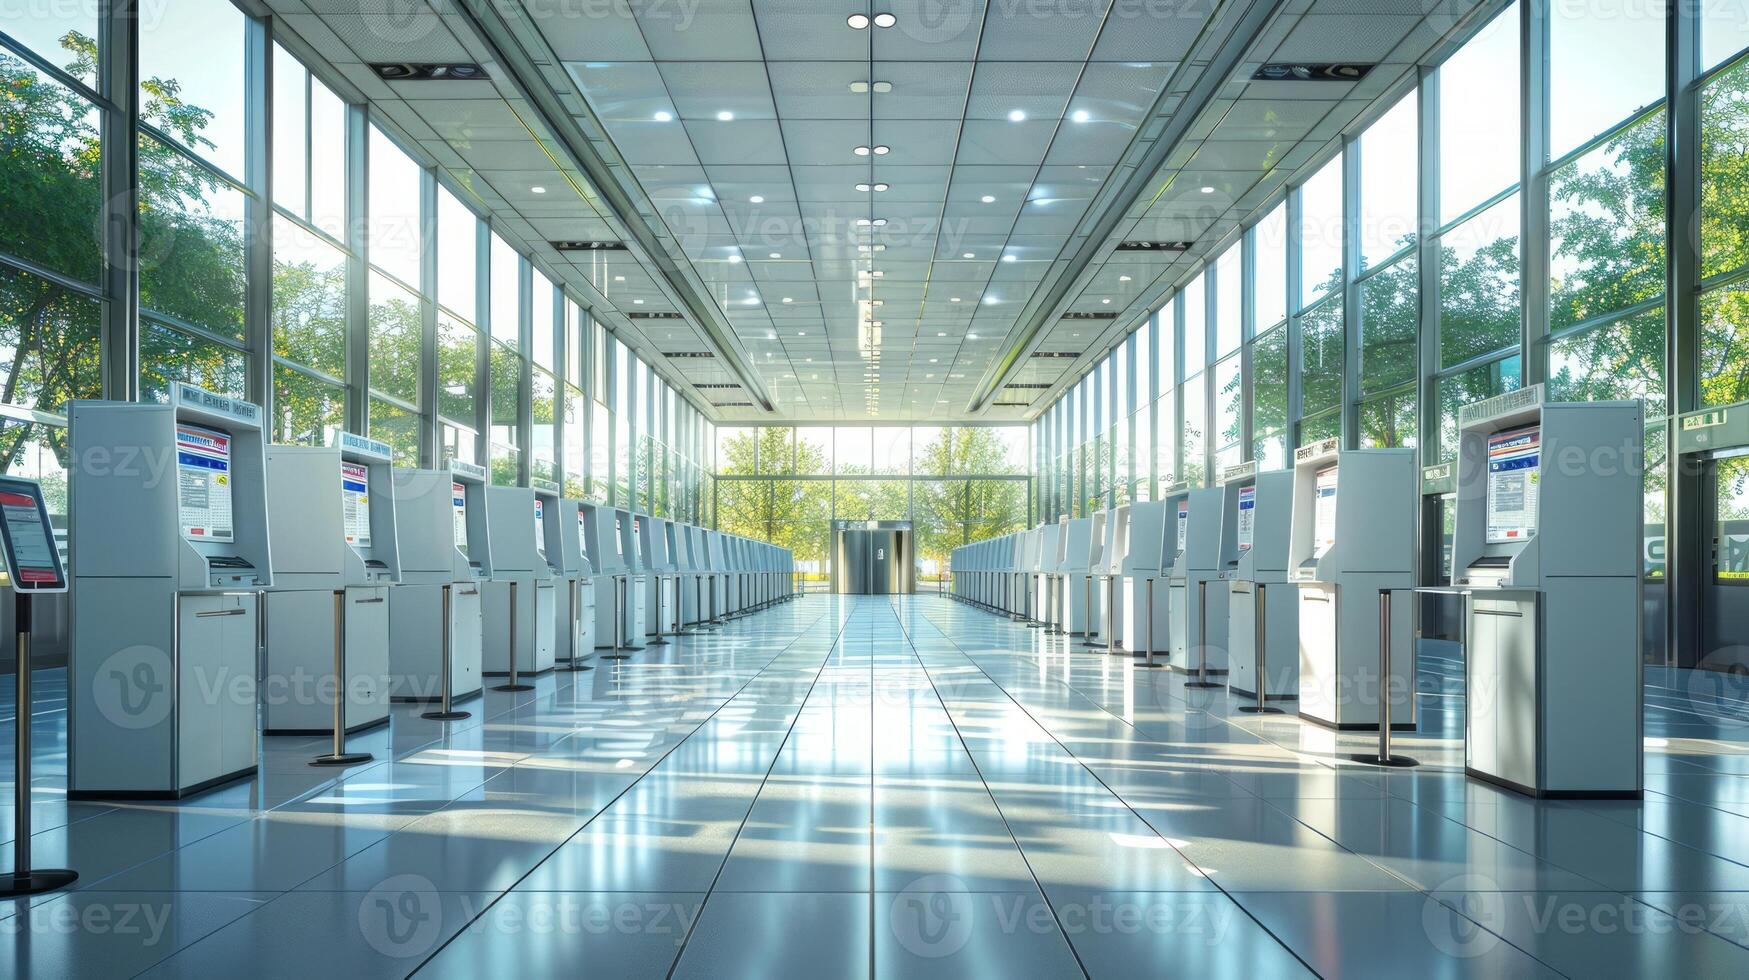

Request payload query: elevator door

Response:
[833,528,914,594]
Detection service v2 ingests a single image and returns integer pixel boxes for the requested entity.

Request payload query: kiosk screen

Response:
[451,483,468,554]
[0,480,64,590]
[1236,485,1256,552]
[614,518,624,557]
[1313,465,1338,559]
[534,499,547,556]
[341,462,371,546]
[176,423,234,543]
[1175,503,1188,554]
[1486,425,1540,543]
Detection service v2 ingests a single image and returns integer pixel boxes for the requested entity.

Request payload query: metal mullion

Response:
[140,309,251,353]
[1541,100,1667,178]
[472,219,489,467]
[519,259,534,486]
[1546,293,1669,344]
[1670,0,1703,668]
[1241,223,1256,459]
[1417,64,1443,460]
[100,0,139,401]
[1430,183,1521,241]
[244,12,271,410]
[1286,182,1304,449]
[344,100,368,433]
[418,167,438,466]
[0,250,106,301]
[1520,0,1550,387]
[271,355,345,390]
[366,388,419,415]
[0,29,121,112]
[1341,137,1361,450]
[272,205,353,259]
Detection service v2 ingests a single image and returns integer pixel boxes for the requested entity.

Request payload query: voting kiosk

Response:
[678,525,706,627]
[1037,520,1066,632]
[1059,516,1099,636]
[261,431,399,735]
[69,383,272,798]
[1119,501,1171,656]
[1222,463,1298,703]
[1288,438,1418,730]
[638,515,676,641]
[1168,486,1232,675]
[704,530,729,624]
[387,460,488,703]
[1091,508,1125,648]
[554,495,596,667]
[1453,386,1643,797]
[588,506,646,649]
[481,484,555,677]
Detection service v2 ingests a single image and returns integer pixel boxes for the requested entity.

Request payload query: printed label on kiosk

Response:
[341,462,371,546]
[1313,465,1338,558]
[533,499,546,557]
[1486,425,1540,543]
[177,423,233,542]
[1237,486,1256,552]
[452,483,468,551]
[1176,504,1188,553]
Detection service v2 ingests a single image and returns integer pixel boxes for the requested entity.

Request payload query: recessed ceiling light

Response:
[968,332,979,339]
[937,331,947,336]
[873,145,890,155]
[749,195,764,203]
[1002,254,1017,263]
[768,331,778,339]
[949,299,960,304]
[873,12,897,27]
[1008,109,1026,122]
[855,183,872,192]
[984,296,997,304]
[873,182,889,192]
[854,145,871,156]
[873,81,892,93]
[769,252,781,259]
[653,110,673,122]
[633,298,644,304]
[530,185,546,194]
[717,111,734,121]
[727,253,742,263]
[1101,298,1112,304]
[981,195,996,203]
[962,252,976,259]
[798,331,806,336]
[614,275,625,282]
[782,297,793,303]
[847,13,870,28]
[1071,109,1091,123]
[1119,275,1132,282]
[745,296,760,305]
[1200,185,1215,193]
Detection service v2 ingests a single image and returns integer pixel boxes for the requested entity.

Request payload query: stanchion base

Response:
[1026,622,1045,629]
[646,637,670,646]
[0,869,78,897]
[600,653,632,661]
[1347,753,1419,768]
[310,752,374,768]
[554,660,594,672]
[1237,705,1286,714]
[1182,681,1223,689]
[492,682,535,692]
[421,709,471,721]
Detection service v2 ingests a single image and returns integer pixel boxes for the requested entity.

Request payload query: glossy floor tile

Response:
[8,594,1749,976]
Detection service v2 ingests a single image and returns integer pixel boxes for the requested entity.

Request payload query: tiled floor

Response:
[5,594,1749,977]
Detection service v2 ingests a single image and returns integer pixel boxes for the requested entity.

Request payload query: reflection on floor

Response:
[5,594,1749,977]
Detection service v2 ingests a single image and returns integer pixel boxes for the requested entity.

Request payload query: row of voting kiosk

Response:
[951,385,1645,799]
[60,383,796,800]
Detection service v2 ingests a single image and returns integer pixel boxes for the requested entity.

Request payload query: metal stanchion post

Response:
[557,579,592,672]
[646,575,670,646]
[1137,578,1163,668]
[1185,579,1220,689]
[423,584,471,721]
[602,576,631,660]
[1105,575,1120,654]
[1,589,77,897]
[1239,583,1282,713]
[494,580,534,691]
[1080,575,1095,643]
[1350,589,1417,767]
[313,590,373,766]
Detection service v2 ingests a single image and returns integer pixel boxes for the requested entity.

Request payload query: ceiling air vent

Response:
[1061,311,1117,320]
[1030,351,1080,359]
[712,401,754,408]
[627,311,683,320]
[1004,383,1051,390]
[1251,63,1373,83]
[1115,241,1192,252]
[370,63,490,81]
[551,240,627,252]
[662,351,714,358]
[694,383,741,390]
[992,401,1034,408]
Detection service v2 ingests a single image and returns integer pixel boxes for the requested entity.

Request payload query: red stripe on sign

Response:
[0,492,33,507]
[17,569,55,583]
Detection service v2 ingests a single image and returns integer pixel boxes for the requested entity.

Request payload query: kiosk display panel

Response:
[1175,501,1188,554]
[534,498,547,557]
[177,423,234,543]
[452,483,468,552]
[1312,465,1337,558]
[0,478,65,591]
[1485,425,1540,543]
[341,463,371,546]
[1236,486,1255,553]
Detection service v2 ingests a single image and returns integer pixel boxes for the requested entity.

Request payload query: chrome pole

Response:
[1137,578,1162,668]
[423,584,470,720]
[1351,588,1416,767]
[1239,583,1281,713]
[494,580,533,691]
[1105,575,1118,654]
[1185,579,1220,689]
[313,589,373,766]
[1,590,77,897]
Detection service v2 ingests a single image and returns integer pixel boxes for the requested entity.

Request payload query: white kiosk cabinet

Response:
[1089,509,1122,645]
[1060,516,1098,636]
[1223,463,1299,702]
[1288,438,1418,730]
[1169,486,1231,674]
[482,484,556,676]
[1120,501,1171,655]
[1037,520,1066,632]
[555,496,596,667]
[1453,386,1643,797]
[639,516,677,638]
[262,431,400,735]
[1158,485,1191,665]
[69,383,273,798]
[584,505,645,649]
[387,461,488,703]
